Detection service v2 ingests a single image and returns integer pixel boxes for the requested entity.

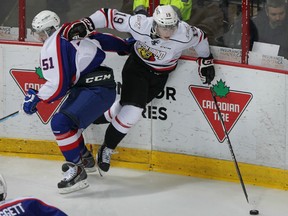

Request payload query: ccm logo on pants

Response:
[85,74,112,83]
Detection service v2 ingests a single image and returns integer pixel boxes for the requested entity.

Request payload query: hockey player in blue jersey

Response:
[22,10,132,194]
[0,174,67,215]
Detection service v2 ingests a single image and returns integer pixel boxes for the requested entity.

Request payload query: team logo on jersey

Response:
[189,80,253,142]
[136,41,166,61]
[10,68,65,124]
[137,47,156,61]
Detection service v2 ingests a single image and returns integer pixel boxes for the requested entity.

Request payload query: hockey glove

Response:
[23,88,41,115]
[117,37,136,56]
[63,17,95,41]
[134,9,148,16]
[197,54,215,85]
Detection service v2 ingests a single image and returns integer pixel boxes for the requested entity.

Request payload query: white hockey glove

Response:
[197,54,215,85]
[63,17,95,41]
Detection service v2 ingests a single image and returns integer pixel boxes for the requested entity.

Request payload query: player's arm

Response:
[190,26,215,85]
[23,89,41,115]
[62,17,95,41]
[23,80,64,115]
[90,33,135,55]
[196,53,215,85]
[23,72,58,115]
[23,50,72,115]
[63,8,132,41]
[90,8,131,32]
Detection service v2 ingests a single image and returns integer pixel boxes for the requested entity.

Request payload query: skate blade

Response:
[84,166,97,173]
[97,166,105,177]
[58,179,89,194]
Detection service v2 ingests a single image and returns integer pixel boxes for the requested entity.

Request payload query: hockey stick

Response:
[0,111,20,123]
[210,87,249,204]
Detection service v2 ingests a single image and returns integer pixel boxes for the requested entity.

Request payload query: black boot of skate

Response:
[96,144,114,172]
[58,162,88,194]
[82,151,96,173]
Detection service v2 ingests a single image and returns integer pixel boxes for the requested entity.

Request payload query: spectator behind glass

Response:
[46,0,70,23]
[133,0,192,21]
[251,0,288,59]
[188,1,224,46]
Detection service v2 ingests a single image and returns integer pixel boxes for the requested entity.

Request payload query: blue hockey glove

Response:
[125,37,136,46]
[23,89,41,115]
[63,17,95,41]
[117,37,136,56]
[197,54,215,85]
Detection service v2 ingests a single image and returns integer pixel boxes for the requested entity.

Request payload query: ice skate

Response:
[96,144,114,174]
[82,152,96,173]
[58,162,89,194]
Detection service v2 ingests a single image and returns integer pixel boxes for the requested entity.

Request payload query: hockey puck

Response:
[250,209,259,215]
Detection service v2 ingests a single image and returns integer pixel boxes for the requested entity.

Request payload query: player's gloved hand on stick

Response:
[63,17,95,41]
[197,54,215,85]
[23,88,41,115]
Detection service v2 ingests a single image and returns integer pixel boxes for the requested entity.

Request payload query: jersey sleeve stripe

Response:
[99,8,109,28]
[198,29,206,44]
[110,9,116,29]
[199,33,203,43]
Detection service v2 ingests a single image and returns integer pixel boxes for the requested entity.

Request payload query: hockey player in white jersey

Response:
[64,5,215,173]
[22,10,133,193]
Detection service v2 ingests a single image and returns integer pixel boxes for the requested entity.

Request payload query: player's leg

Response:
[147,72,169,103]
[51,112,89,194]
[93,98,122,124]
[97,105,143,172]
[59,86,116,163]
[52,86,115,193]
[97,55,147,172]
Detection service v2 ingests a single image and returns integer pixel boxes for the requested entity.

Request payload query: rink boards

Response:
[0,42,287,189]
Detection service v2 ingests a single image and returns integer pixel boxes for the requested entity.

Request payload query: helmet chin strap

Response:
[150,22,160,39]
[150,28,158,39]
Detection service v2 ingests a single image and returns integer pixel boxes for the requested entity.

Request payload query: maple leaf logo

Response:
[212,79,230,98]
[35,67,45,79]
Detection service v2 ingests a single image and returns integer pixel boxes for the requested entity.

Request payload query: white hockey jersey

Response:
[90,8,211,72]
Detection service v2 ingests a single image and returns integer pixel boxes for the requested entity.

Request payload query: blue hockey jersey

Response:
[0,197,67,216]
[38,23,132,103]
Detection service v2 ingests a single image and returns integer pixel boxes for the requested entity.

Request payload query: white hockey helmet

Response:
[153,5,179,27]
[152,5,179,40]
[0,174,7,201]
[31,10,60,42]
